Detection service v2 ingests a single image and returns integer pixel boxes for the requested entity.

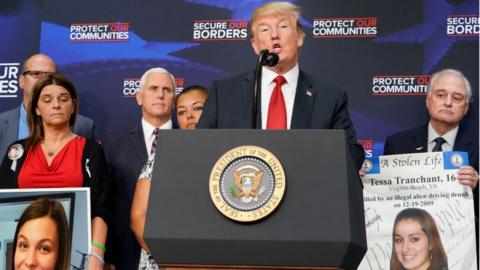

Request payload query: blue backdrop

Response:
[0,0,478,157]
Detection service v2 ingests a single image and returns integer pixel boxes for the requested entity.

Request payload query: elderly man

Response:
[197,1,364,169]
[384,69,478,189]
[384,69,479,248]
[0,53,95,163]
[102,67,176,270]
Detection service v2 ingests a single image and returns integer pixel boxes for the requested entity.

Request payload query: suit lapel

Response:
[244,72,260,128]
[453,125,473,154]
[409,126,428,153]
[291,71,314,129]
[129,125,148,162]
[3,107,20,143]
[411,125,473,154]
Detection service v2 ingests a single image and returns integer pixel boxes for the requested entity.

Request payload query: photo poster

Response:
[358,151,477,270]
[0,188,90,270]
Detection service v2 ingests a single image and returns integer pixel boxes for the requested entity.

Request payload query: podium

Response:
[144,130,366,270]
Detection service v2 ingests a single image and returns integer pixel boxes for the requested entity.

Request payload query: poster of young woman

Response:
[0,188,90,270]
[359,151,477,270]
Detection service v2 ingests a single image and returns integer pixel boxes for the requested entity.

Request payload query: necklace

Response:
[43,134,74,158]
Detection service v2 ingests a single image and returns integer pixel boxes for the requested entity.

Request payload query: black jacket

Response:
[0,138,110,222]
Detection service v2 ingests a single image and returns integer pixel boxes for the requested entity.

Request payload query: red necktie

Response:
[267,75,287,129]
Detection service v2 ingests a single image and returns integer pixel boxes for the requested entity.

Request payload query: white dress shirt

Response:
[141,118,172,157]
[427,122,458,152]
[261,64,299,129]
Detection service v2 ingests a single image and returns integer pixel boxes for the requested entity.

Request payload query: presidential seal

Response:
[209,146,285,222]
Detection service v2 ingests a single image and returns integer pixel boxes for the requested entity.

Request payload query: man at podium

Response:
[197,1,364,169]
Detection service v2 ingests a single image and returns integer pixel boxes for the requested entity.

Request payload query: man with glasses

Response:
[0,53,95,163]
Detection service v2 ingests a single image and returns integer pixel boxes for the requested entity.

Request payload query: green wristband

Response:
[92,240,106,252]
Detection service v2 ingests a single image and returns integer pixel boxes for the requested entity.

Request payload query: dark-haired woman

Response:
[0,73,109,270]
[391,208,448,270]
[175,85,207,129]
[13,197,70,270]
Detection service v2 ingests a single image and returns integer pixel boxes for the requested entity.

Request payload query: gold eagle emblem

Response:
[230,165,265,203]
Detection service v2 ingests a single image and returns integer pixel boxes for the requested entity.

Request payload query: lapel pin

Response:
[8,144,24,171]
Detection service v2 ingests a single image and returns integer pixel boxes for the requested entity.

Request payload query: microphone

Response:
[252,49,279,128]
[259,49,279,67]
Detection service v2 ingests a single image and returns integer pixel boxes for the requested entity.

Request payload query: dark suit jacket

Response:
[101,124,147,270]
[103,120,177,268]
[197,69,365,169]
[0,106,95,163]
[384,124,478,171]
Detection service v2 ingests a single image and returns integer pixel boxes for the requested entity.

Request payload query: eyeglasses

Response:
[22,70,54,79]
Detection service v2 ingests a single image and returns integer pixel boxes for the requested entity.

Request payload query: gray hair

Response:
[428,68,472,102]
[138,67,176,92]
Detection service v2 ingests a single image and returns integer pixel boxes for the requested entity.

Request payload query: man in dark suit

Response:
[384,69,478,243]
[102,67,176,270]
[384,69,478,189]
[197,1,364,169]
[0,53,95,163]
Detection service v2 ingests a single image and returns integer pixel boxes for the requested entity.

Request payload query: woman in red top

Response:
[0,73,109,270]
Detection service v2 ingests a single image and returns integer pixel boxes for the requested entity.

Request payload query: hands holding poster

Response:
[358,151,477,270]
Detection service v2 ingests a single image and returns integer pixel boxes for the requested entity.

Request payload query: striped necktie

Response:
[151,128,160,155]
